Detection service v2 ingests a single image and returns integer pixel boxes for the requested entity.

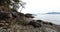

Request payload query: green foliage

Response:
[0,0,20,5]
[11,8,17,12]
[0,0,25,12]
[0,0,11,6]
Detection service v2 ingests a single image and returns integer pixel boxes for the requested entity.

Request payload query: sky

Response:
[19,0,60,14]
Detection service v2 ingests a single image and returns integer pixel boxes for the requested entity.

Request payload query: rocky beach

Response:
[0,0,60,32]
[0,11,60,32]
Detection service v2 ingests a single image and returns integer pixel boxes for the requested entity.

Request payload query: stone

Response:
[29,20,42,28]
[0,11,13,20]
[37,20,43,22]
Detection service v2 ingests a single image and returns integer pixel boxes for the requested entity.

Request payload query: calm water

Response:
[34,14,60,25]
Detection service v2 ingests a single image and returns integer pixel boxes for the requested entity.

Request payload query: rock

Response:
[44,28,57,32]
[42,25,59,32]
[29,20,42,28]
[10,12,18,18]
[48,22,54,26]
[25,13,34,18]
[18,13,24,16]
[42,22,48,24]
[42,22,54,26]
[0,11,59,32]
[0,20,6,23]
[0,24,4,27]
[0,11,13,20]
[36,20,43,22]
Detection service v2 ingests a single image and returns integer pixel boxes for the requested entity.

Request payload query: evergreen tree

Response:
[0,0,25,12]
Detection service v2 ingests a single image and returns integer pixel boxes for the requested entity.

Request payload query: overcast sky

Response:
[19,0,60,14]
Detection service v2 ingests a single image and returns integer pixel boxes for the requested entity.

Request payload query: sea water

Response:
[34,14,60,25]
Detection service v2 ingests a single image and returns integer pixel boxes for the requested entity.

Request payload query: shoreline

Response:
[0,11,60,32]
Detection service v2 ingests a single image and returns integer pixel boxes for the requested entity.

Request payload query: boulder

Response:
[18,13,24,16]
[29,20,42,28]
[25,13,34,18]
[0,11,13,20]
[10,12,17,18]
[36,20,43,22]
[48,22,54,25]
[42,22,54,26]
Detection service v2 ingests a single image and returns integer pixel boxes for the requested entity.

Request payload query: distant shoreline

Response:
[46,12,60,14]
